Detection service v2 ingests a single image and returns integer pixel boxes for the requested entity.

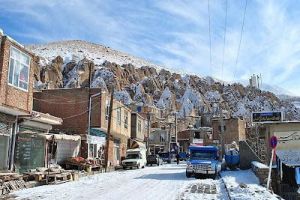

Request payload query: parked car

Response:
[146,155,163,166]
[122,148,147,169]
[158,152,172,163]
[186,146,221,179]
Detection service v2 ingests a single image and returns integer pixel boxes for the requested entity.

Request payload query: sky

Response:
[1,0,300,96]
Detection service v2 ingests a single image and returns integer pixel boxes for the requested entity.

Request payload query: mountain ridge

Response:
[27,40,300,122]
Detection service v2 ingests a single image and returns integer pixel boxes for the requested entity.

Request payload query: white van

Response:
[122,148,147,169]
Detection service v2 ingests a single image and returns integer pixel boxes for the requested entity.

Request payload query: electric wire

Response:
[221,0,228,80]
[208,0,212,76]
[233,0,248,81]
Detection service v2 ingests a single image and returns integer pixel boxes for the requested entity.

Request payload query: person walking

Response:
[176,153,180,165]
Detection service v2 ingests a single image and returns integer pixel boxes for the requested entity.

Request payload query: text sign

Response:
[252,112,282,123]
[270,136,278,149]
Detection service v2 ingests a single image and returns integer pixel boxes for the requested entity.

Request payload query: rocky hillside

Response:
[27,40,300,122]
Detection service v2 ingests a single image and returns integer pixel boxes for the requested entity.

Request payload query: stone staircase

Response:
[245,128,268,164]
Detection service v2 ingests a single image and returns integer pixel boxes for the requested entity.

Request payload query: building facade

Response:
[129,112,146,148]
[0,31,36,171]
[33,88,131,168]
[212,117,246,145]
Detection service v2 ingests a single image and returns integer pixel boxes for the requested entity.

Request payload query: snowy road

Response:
[11,163,279,200]
[12,163,227,200]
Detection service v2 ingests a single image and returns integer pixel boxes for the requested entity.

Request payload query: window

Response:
[8,47,30,91]
[117,109,121,126]
[137,119,142,134]
[105,101,110,120]
[124,111,128,129]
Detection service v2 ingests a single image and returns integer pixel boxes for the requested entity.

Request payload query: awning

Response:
[90,128,107,137]
[18,132,81,141]
[276,149,300,167]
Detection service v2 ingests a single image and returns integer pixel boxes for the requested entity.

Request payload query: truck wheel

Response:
[123,166,126,170]
[186,171,192,178]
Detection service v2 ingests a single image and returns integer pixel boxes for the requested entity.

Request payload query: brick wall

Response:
[34,88,102,135]
[0,36,35,114]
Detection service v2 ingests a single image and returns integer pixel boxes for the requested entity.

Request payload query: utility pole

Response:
[147,112,150,155]
[219,102,225,159]
[174,112,178,144]
[87,62,93,158]
[105,86,114,172]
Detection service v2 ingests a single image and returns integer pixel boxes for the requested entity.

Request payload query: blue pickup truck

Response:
[186,146,221,179]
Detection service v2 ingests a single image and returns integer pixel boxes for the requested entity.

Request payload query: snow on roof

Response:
[0,28,3,35]
[276,149,300,166]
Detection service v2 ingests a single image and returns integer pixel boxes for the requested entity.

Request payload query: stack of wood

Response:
[23,167,74,185]
[0,173,27,195]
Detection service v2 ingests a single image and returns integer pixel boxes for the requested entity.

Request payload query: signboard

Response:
[191,139,203,146]
[87,135,106,145]
[270,136,277,149]
[274,131,300,166]
[252,111,282,123]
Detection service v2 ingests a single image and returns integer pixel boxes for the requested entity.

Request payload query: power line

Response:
[33,97,91,105]
[62,102,100,120]
[221,0,228,80]
[233,0,248,81]
[208,0,212,76]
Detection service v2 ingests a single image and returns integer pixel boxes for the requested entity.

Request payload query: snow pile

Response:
[221,170,279,200]
[178,179,229,200]
[114,90,133,105]
[251,161,268,169]
[156,87,173,109]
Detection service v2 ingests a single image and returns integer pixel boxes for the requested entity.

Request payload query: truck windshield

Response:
[126,154,139,159]
[159,153,169,158]
[190,151,215,160]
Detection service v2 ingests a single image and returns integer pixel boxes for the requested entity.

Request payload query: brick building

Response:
[33,88,131,167]
[0,30,63,171]
[211,117,246,145]
[0,30,35,170]
[129,113,146,148]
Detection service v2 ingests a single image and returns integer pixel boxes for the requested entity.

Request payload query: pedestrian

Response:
[176,153,180,165]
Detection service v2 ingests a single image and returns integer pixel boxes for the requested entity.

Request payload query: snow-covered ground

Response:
[12,164,279,200]
[221,170,280,200]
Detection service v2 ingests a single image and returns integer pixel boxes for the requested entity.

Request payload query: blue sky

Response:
[1,0,300,96]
